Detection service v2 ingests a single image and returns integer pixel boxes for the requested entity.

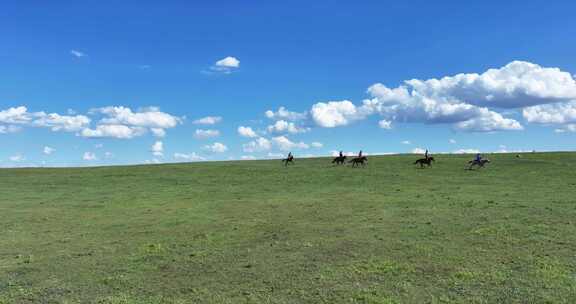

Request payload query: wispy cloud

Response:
[193,116,222,125]
[70,50,86,58]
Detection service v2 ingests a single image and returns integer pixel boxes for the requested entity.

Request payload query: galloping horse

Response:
[332,155,347,165]
[414,156,435,168]
[282,154,295,167]
[349,156,368,167]
[467,158,490,170]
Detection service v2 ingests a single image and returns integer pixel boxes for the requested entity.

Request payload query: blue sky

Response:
[2,1,576,166]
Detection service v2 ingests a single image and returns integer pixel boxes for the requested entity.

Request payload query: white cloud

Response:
[0,125,21,134]
[243,137,272,153]
[266,152,284,159]
[453,149,480,154]
[104,152,114,158]
[449,139,457,144]
[265,107,307,121]
[203,142,228,153]
[378,120,392,129]
[151,141,164,157]
[310,100,370,128]
[0,106,91,132]
[174,152,205,162]
[211,56,240,73]
[193,116,222,125]
[82,152,97,161]
[9,154,25,162]
[330,150,356,157]
[150,128,166,138]
[238,126,258,138]
[94,106,180,129]
[3,106,180,139]
[554,124,576,133]
[0,106,32,124]
[241,155,256,160]
[402,61,576,108]
[307,61,576,132]
[454,109,523,132]
[215,56,240,68]
[272,136,309,151]
[311,142,323,148]
[81,125,146,139]
[411,148,426,154]
[523,101,576,125]
[43,146,55,155]
[194,129,220,139]
[33,112,91,132]
[401,140,411,145]
[267,120,310,134]
[364,85,523,132]
[70,50,86,58]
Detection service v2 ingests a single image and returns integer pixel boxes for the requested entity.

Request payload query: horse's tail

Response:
[414,160,419,164]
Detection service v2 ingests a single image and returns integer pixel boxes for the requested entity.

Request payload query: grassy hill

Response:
[1,153,575,303]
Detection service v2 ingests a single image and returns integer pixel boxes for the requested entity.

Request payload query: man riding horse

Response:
[332,150,347,165]
[349,150,367,167]
[467,153,490,169]
[282,152,294,167]
[414,149,434,168]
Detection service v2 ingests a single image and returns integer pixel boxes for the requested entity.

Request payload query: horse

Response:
[282,155,294,167]
[414,156,435,168]
[467,158,490,170]
[349,156,368,167]
[332,155,347,165]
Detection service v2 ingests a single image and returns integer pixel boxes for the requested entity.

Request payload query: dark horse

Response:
[467,158,490,170]
[414,156,435,168]
[282,155,294,167]
[349,156,368,167]
[332,155,347,165]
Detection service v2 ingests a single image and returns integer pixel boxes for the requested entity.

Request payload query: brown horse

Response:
[349,156,368,167]
[414,156,435,168]
[467,158,490,170]
[332,155,347,165]
[282,155,294,167]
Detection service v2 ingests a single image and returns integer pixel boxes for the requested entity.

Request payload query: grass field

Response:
[1,153,575,303]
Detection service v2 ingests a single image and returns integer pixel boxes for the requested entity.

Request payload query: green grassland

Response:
[1,153,575,303]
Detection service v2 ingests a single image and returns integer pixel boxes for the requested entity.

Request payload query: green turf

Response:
[1,153,575,303]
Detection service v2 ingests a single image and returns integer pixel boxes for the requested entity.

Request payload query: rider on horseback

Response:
[339,151,344,158]
[425,149,430,160]
[288,152,293,161]
[358,150,363,158]
[475,153,482,163]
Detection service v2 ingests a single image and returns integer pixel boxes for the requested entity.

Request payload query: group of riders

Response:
[284,149,490,169]
[414,149,489,169]
[333,150,367,167]
[283,150,367,167]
